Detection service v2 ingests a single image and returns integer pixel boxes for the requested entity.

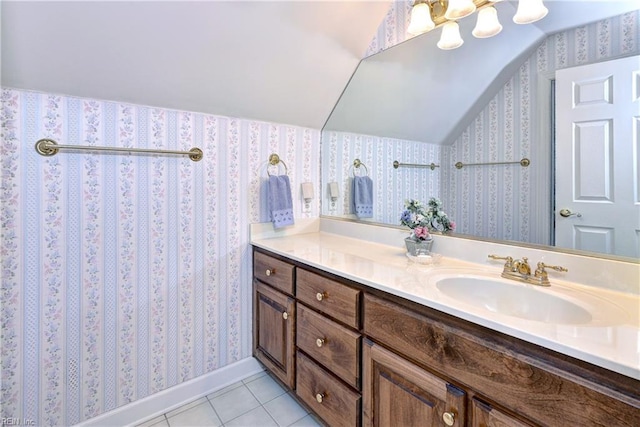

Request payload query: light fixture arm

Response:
[408,0,548,50]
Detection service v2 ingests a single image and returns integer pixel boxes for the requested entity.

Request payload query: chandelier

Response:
[408,0,548,50]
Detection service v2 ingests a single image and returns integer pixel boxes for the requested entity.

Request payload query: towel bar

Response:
[454,158,530,169]
[35,138,203,161]
[393,161,439,170]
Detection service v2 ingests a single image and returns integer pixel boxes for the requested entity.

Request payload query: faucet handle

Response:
[488,254,512,261]
[536,262,568,274]
[534,262,568,286]
[488,254,514,270]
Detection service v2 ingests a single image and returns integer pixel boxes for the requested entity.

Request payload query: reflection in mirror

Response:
[321,5,640,261]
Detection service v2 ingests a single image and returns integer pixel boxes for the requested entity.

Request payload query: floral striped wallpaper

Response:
[0,88,320,425]
[321,131,440,225]
[365,0,413,57]
[442,10,639,244]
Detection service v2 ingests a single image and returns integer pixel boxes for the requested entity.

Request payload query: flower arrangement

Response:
[400,198,455,241]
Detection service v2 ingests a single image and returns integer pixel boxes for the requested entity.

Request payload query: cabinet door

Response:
[471,397,537,427]
[363,339,466,427]
[254,280,296,389]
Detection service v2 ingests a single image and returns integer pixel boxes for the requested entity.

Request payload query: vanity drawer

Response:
[297,269,360,329]
[296,351,361,427]
[297,303,361,389]
[254,251,295,295]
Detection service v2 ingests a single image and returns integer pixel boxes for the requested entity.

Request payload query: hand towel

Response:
[268,174,295,228]
[351,175,373,218]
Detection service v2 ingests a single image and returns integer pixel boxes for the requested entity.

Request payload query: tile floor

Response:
[136,371,322,427]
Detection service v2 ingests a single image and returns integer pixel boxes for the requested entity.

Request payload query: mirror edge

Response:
[319,215,640,264]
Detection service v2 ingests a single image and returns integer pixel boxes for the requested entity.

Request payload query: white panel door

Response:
[555,55,640,258]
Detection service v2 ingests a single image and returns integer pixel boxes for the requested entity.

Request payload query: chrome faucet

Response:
[488,255,567,286]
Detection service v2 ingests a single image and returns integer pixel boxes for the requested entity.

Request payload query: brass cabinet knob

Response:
[442,412,455,426]
[315,393,325,403]
[316,338,325,348]
[265,268,274,276]
[282,311,289,320]
[316,292,325,301]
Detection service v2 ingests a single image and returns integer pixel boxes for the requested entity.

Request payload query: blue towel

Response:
[268,175,294,228]
[351,176,373,218]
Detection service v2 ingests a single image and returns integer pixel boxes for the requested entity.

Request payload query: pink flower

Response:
[449,221,456,231]
[414,226,430,240]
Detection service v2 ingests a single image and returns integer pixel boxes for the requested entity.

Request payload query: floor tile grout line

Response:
[205,396,224,427]
[146,375,313,427]
[243,381,281,426]
[211,383,264,426]
[260,401,287,427]
[284,412,310,427]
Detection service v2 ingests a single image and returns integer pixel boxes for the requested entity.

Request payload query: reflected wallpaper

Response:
[443,10,639,244]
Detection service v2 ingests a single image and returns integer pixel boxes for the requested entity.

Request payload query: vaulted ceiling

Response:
[1,1,391,129]
[2,1,639,136]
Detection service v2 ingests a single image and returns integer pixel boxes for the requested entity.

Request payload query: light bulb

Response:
[513,0,548,24]
[408,3,435,35]
[472,6,503,38]
[444,0,476,21]
[437,21,464,50]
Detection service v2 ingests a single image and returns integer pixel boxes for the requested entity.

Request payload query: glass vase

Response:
[404,237,434,256]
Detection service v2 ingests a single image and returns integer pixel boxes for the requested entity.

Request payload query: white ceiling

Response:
[2,1,639,136]
[1,0,391,129]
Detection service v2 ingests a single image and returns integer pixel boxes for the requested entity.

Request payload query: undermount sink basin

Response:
[435,276,593,324]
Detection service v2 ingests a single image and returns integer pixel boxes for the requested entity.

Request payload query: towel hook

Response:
[266,153,288,176]
[351,158,369,177]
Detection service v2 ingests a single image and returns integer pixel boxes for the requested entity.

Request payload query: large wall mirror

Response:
[321,1,639,262]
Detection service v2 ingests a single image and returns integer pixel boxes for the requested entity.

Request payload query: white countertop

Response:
[251,227,640,381]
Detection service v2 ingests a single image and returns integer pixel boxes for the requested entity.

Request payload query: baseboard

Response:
[74,357,263,427]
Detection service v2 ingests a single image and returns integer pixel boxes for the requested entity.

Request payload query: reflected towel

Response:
[268,175,295,228]
[351,175,373,218]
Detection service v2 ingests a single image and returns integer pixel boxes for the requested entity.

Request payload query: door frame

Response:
[534,70,555,245]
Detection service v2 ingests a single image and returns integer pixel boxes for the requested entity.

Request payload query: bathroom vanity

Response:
[251,221,640,427]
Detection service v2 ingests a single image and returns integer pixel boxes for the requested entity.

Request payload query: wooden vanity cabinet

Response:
[364,292,640,427]
[253,248,363,425]
[253,247,640,427]
[253,252,296,389]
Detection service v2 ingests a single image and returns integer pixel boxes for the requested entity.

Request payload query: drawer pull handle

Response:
[442,412,455,426]
[265,268,275,276]
[316,292,326,301]
[282,311,289,320]
[315,393,325,404]
[316,338,325,348]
